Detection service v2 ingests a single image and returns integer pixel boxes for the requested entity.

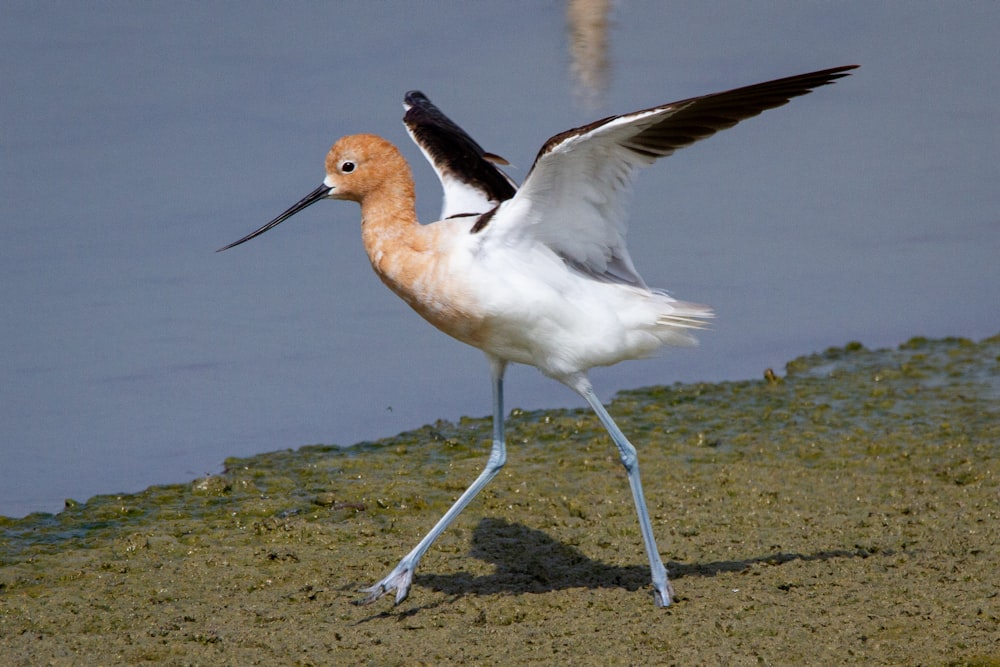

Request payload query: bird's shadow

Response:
[411,517,878,601]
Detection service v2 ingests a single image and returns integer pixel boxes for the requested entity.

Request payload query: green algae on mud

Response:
[1,335,998,665]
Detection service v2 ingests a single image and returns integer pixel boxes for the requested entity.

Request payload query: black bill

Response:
[217,183,332,252]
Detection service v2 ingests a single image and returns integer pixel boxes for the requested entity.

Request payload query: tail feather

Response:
[654,299,714,346]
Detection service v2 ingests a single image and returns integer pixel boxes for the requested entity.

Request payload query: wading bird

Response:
[219,65,857,607]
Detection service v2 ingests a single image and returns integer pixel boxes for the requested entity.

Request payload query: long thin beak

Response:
[217,183,332,252]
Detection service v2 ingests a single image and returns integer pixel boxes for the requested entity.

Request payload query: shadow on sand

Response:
[411,517,878,601]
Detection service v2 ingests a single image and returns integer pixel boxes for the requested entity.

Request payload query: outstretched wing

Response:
[479,65,858,287]
[403,91,517,219]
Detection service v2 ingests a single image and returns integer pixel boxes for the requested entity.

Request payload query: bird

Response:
[219,64,858,608]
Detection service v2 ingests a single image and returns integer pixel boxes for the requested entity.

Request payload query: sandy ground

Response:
[2,335,998,665]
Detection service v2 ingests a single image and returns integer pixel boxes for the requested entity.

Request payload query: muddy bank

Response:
[2,335,998,665]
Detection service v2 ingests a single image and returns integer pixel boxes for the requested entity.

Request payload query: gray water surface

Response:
[2,2,997,516]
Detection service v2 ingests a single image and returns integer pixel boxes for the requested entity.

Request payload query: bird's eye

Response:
[341,161,356,173]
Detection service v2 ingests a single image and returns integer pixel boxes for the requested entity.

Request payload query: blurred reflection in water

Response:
[567,0,611,109]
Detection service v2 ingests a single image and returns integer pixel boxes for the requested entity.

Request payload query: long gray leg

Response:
[567,373,673,607]
[361,357,508,605]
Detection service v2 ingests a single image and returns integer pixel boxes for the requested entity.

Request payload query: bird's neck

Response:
[358,169,437,302]
[359,160,419,244]
[356,158,486,350]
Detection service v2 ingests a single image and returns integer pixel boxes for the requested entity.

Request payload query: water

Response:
[2,2,997,517]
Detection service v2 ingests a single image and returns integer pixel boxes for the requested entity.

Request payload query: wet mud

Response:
[2,335,998,665]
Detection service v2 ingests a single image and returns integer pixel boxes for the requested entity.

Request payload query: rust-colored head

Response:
[217,133,413,252]
[322,134,411,203]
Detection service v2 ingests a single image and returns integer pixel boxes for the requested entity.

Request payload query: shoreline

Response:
[2,335,998,665]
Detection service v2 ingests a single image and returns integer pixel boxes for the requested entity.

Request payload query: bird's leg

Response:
[571,374,674,608]
[360,359,508,605]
